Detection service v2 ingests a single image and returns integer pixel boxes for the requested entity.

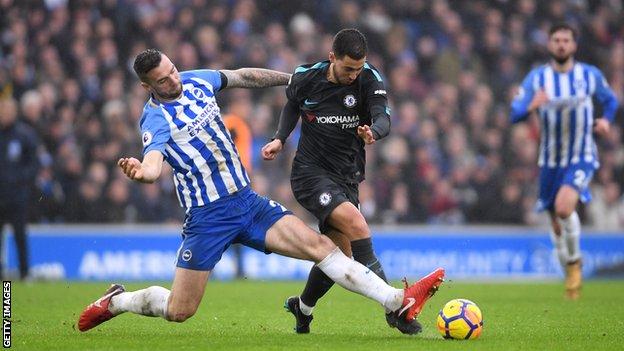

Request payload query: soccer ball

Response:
[436,299,483,340]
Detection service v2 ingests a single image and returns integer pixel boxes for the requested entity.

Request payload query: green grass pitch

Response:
[12,280,624,350]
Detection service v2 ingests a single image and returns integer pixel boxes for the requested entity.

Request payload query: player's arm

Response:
[220,68,291,89]
[262,99,300,160]
[273,99,300,144]
[510,70,546,123]
[361,68,391,144]
[118,150,164,183]
[123,109,170,182]
[365,104,390,142]
[592,67,619,136]
[262,72,302,160]
[593,68,619,122]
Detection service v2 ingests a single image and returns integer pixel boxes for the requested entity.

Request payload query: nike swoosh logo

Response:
[398,297,416,316]
[93,290,119,309]
[365,260,379,268]
[304,99,319,105]
[93,298,104,308]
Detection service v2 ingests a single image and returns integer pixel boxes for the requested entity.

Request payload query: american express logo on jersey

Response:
[139,69,250,208]
[543,95,590,110]
[186,100,220,137]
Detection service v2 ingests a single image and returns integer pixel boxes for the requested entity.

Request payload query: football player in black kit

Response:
[262,28,444,335]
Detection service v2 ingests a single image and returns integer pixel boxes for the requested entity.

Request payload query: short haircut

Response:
[133,48,163,81]
[332,28,368,60]
[549,23,577,40]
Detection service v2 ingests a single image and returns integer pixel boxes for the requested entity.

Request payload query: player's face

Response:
[144,54,183,100]
[330,52,365,85]
[547,30,577,65]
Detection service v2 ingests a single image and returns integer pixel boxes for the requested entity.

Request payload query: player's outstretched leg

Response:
[266,215,445,327]
[325,204,423,334]
[77,268,209,332]
[78,285,170,332]
[77,284,126,332]
[350,238,422,334]
[396,268,446,322]
[313,248,445,325]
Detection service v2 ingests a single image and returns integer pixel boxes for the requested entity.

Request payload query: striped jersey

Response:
[139,69,250,208]
[510,62,618,169]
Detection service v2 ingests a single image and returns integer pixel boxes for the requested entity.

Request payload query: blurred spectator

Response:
[0,97,40,279]
[588,181,624,230]
[0,1,622,226]
[223,90,254,173]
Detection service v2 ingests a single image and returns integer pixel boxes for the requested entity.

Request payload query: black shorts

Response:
[290,164,359,233]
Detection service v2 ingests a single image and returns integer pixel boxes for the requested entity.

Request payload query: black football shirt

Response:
[284,60,389,183]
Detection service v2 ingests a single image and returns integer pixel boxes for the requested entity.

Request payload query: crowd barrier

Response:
[4,225,623,281]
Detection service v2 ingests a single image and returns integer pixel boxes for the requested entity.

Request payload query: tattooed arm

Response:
[220,68,291,89]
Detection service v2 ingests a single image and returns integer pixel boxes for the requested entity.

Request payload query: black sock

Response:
[300,265,335,308]
[351,237,388,282]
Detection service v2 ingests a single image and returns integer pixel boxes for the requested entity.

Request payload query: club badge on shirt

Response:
[319,192,332,206]
[343,94,357,108]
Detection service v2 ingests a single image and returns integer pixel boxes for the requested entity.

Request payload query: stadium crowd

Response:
[0,0,623,227]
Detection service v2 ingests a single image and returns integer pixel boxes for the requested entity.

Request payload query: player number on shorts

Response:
[573,170,589,188]
[269,200,287,212]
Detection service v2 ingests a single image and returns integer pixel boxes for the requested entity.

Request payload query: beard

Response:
[550,51,572,65]
[156,85,182,100]
[332,65,352,85]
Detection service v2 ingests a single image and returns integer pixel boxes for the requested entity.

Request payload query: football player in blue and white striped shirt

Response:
[511,24,618,299]
[77,49,444,332]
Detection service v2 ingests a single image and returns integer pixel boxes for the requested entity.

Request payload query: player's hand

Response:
[528,89,549,112]
[357,125,375,145]
[261,139,283,160]
[118,157,145,181]
[593,118,610,137]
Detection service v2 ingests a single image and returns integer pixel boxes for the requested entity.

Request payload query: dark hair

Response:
[133,48,163,81]
[549,23,577,40]
[332,28,368,60]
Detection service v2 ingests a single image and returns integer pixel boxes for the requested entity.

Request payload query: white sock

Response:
[298,297,314,316]
[316,248,403,312]
[549,230,569,269]
[561,211,582,262]
[109,286,170,319]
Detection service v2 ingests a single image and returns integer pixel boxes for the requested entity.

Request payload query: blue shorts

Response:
[536,163,595,212]
[176,186,291,271]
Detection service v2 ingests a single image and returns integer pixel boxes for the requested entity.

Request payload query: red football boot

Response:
[398,268,445,322]
[77,284,125,332]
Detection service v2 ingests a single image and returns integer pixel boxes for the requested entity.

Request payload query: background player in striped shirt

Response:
[510,23,618,299]
[77,49,444,332]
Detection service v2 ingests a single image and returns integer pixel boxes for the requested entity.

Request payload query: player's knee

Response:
[554,204,574,219]
[342,216,370,239]
[167,305,197,323]
[168,310,196,323]
[309,234,338,262]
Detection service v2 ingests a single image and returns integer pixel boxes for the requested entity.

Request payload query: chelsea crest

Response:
[343,94,357,108]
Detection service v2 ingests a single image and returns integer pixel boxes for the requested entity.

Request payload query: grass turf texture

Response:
[13,280,624,350]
